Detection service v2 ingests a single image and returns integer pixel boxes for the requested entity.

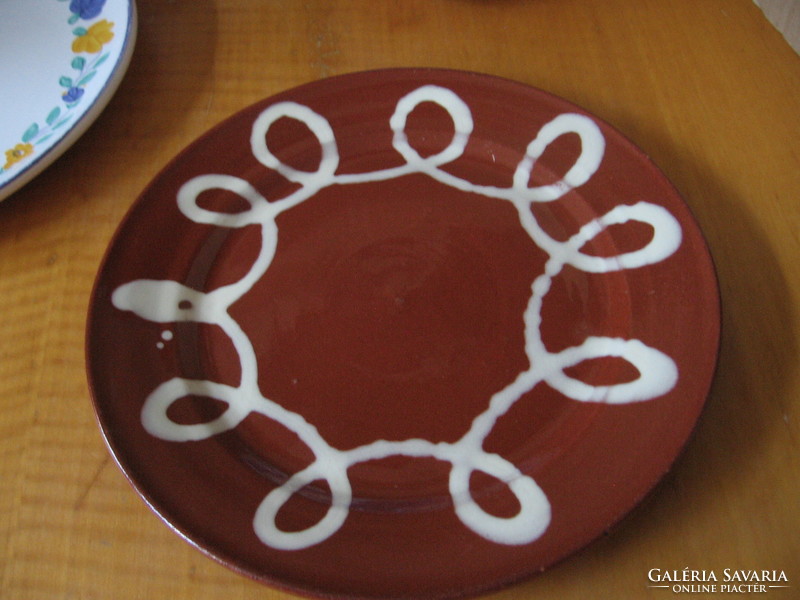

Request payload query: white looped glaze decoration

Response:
[111,85,683,550]
[251,102,339,187]
[390,84,473,166]
[512,112,606,202]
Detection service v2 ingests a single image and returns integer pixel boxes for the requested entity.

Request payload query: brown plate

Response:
[86,69,720,599]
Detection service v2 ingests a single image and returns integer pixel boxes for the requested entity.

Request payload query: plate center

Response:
[230,174,544,451]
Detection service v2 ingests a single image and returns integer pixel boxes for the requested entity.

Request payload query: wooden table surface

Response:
[2,1,798,598]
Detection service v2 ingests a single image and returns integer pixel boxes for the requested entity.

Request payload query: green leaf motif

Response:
[72,56,86,71]
[54,116,74,130]
[22,124,40,143]
[77,71,97,87]
[46,107,62,126]
[94,53,110,69]
[59,76,74,88]
[73,26,87,36]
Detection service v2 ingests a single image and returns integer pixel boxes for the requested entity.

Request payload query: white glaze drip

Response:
[111,85,683,550]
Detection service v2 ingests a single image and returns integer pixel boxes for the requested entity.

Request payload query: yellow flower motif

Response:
[3,143,34,170]
[72,20,115,54]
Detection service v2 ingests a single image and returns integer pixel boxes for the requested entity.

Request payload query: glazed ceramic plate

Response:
[0,0,137,201]
[87,69,720,599]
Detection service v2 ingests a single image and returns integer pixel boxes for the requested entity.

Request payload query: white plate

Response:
[0,0,137,201]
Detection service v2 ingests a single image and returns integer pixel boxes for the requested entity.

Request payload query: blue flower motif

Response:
[69,0,107,20]
[62,87,85,103]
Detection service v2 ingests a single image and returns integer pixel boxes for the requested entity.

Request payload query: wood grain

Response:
[1,1,798,598]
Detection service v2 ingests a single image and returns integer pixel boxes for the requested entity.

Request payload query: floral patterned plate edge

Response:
[0,0,137,201]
